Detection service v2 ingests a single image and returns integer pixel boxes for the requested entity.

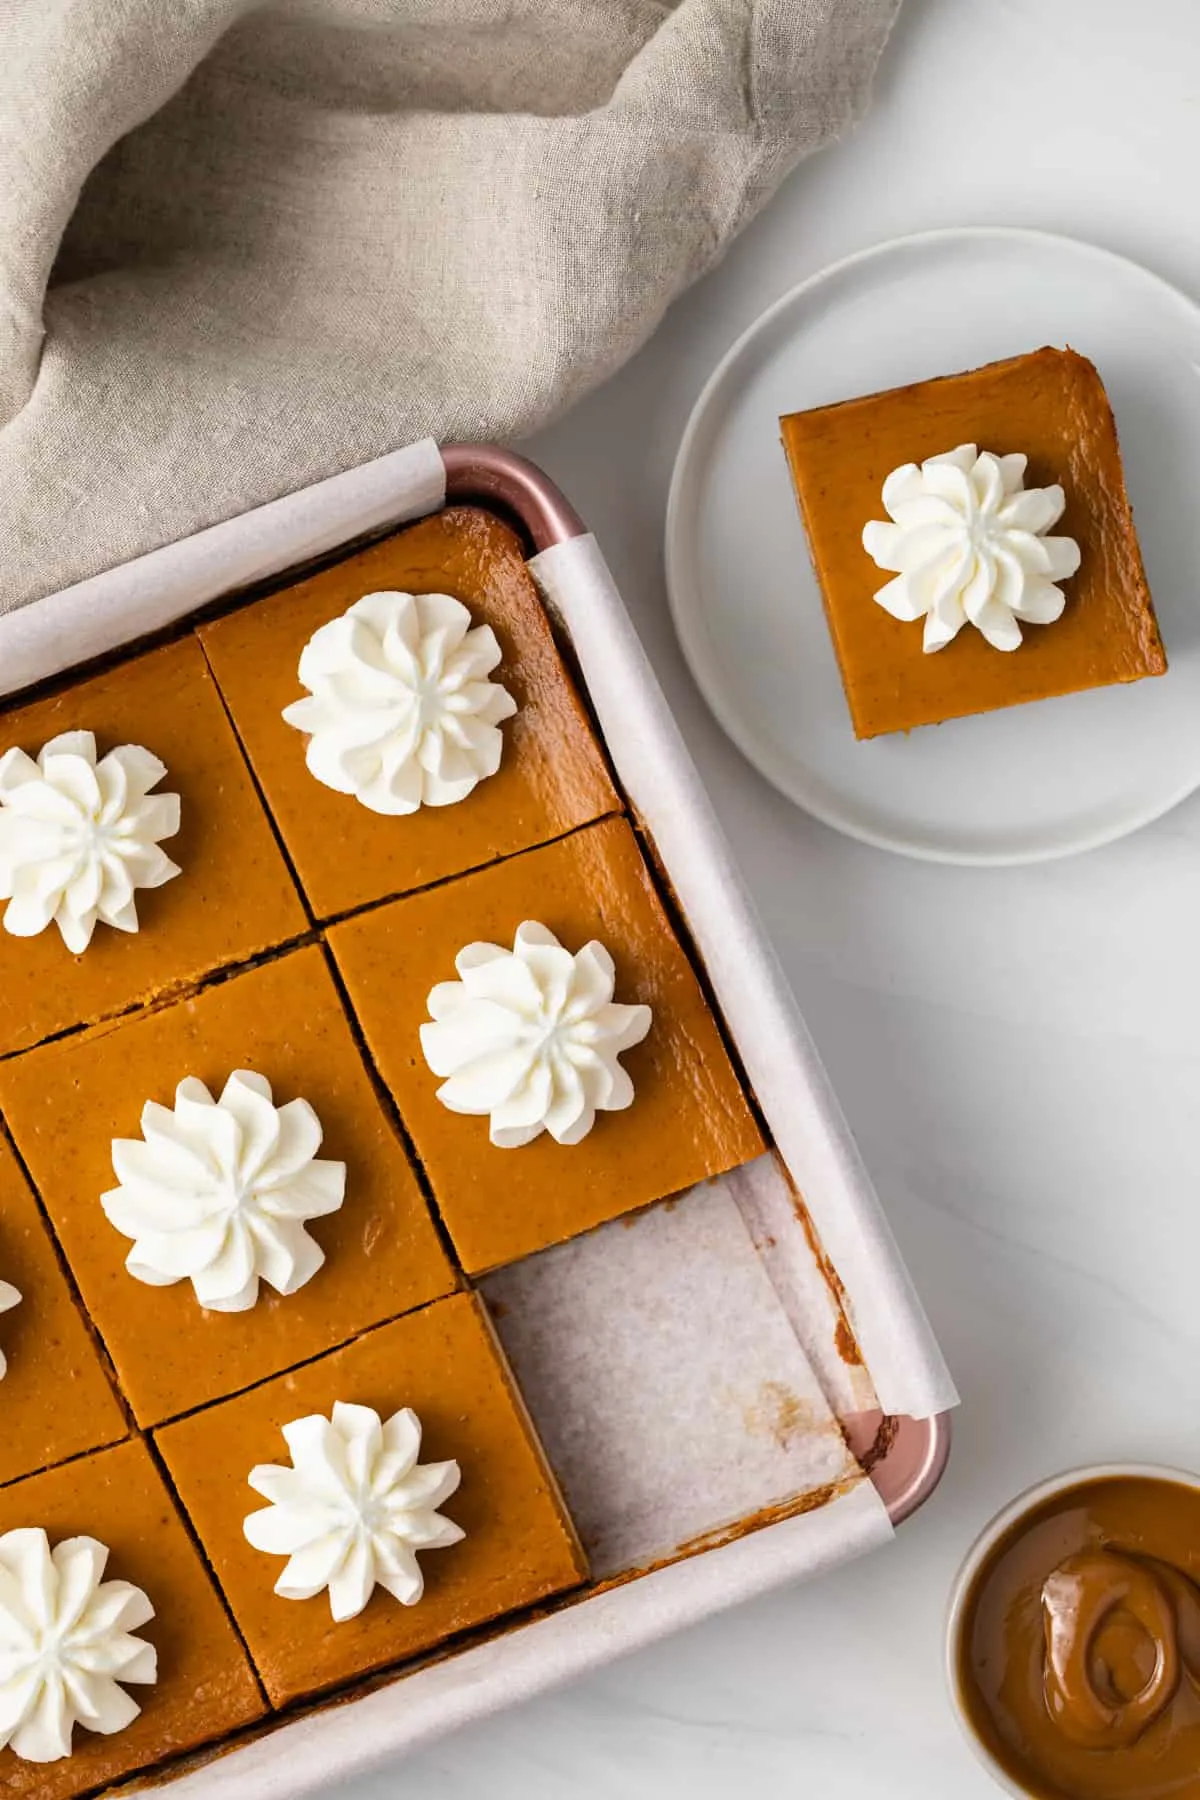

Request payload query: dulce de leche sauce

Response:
[957,1476,1200,1799]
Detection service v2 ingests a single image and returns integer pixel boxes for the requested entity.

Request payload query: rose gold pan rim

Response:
[442,442,586,551]
[842,1408,952,1526]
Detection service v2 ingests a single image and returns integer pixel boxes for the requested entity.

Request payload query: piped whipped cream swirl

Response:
[244,1401,463,1621]
[0,731,181,953]
[282,590,517,814]
[862,444,1081,652]
[102,1070,346,1313]
[0,1280,20,1381]
[420,920,652,1148]
[0,1529,156,1763]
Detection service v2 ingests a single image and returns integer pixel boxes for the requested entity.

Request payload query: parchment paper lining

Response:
[483,1176,858,1579]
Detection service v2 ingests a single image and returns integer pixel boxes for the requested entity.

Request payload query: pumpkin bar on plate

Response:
[780,347,1166,739]
[0,1439,264,1800]
[0,944,455,1426]
[199,507,619,919]
[156,1293,586,1706]
[328,814,764,1273]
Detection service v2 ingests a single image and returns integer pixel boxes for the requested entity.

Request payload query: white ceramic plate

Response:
[666,228,1200,864]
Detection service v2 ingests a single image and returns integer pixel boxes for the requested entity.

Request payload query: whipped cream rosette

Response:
[283,589,517,814]
[0,1528,157,1762]
[863,444,1081,653]
[244,1401,463,1621]
[0,731,181,953]
[420,920,652,1147]
[102,1070,346,1313]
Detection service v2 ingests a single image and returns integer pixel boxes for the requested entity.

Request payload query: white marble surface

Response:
[332,2,1200,1793]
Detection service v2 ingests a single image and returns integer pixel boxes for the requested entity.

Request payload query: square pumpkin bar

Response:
[0,1131,128,1487]
[781,347,1166,739]
[0,1438,263,1800]
[328,815,764,1273]
[0,636,307,1057]
[0,944,454,1426]
[155,1293,586,1707]
[199,506,619,920]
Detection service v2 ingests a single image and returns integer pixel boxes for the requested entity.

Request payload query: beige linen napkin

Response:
[0,0,900,611]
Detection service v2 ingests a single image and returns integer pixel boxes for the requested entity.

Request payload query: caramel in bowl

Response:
[947,1466,1200,1799]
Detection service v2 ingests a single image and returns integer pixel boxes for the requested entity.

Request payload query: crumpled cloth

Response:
[0,0,900,610]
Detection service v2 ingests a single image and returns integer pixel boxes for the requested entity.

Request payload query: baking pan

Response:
[0,441,955,1795]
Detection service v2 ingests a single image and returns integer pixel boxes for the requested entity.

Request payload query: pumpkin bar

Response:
[0,1131,127,1487]
[780,347,1166,738]
[328,815,764,1273]
[199,507,619,920]
[0,944,454,1426]
[0,1438,264,1800]
[0,636,307,1057]
[155,1293,586,1706]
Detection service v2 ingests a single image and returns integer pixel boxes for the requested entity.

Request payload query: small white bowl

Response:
[945,1462,1200,1797]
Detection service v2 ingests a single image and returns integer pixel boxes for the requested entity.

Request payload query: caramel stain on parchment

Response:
[834,1316,863,1367]
[743,1380,824,1451]
[780,1160,865,1368]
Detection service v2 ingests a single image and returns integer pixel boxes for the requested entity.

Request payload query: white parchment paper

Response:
[483,1180,858,1578]
[726,1154,878,1422]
